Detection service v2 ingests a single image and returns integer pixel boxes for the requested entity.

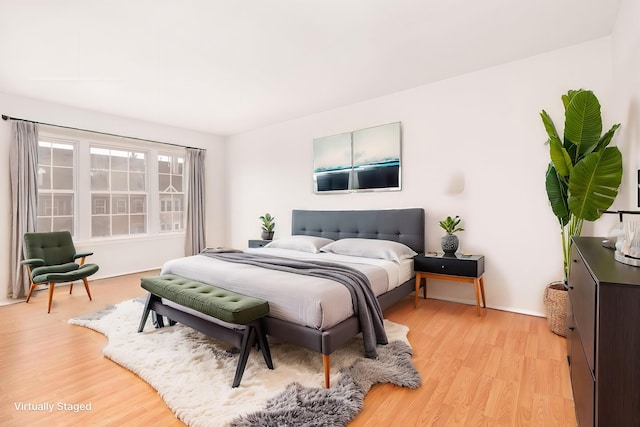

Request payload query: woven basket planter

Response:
[543,282,567,337]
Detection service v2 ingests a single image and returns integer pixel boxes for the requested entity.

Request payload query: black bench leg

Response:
[254,321,273,369]
[232,326,256,388]
[138,293,155,332]
[139,293,175,331]
[152,311,165,328]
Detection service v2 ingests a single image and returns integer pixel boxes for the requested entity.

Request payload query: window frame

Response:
[37,127,186,243]
[158,153,186,234]
[89,145,149,238]
[36,137,78,237]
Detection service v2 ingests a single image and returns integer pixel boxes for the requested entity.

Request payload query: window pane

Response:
[91,150,110,170]
[172,175,183,192]
[38,166,51,189]
[111,171,128,191]
[53,194,74,216]
[38,194,51,216]
[131,195,146,213]
[173,195,183,212]
[113,195,128,214]
[130,214,146,234]
[111,152,128,170]
[175,159,183,175]
[53,217,73,234]
[91,216,110,237]
[37,217,51,233]
[158,156,170,173]
[91,170,109,190]
[130,156,145,172]
[39,144,52,165]
[130,172,145,191]
[112,215,129,235]
[92,195,110,215]
[52,167,73,190]
[158,174,170,192]
[52,145,73,167]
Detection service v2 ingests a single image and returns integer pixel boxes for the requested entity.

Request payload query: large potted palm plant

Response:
[541,89,623,336]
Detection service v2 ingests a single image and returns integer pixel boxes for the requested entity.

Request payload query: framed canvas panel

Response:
[313,122,401,194]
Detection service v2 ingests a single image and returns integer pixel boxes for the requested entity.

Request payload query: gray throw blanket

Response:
[200,252,388,358]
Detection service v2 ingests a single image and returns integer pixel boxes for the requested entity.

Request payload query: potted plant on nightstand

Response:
[541,89,623,336]
[259,213,275,240]
[439,215,464,254]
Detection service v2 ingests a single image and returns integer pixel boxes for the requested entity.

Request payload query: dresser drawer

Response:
[413,254,484,277]
[570,331,595,427]
[568,245,596,372]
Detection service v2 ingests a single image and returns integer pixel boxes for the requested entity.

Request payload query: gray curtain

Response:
[184,148,206,256]
[9,121,39,299]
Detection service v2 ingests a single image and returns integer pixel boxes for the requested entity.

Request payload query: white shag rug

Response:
[69,299,414,427]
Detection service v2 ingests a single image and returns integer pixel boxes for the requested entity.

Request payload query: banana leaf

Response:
[545,164,570,227]
[568,147,623,221]
[564,90,602,161]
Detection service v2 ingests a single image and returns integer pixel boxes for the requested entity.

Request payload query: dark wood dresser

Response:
[567,237,640,426]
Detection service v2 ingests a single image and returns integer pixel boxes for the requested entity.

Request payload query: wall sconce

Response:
[444,172,465,195]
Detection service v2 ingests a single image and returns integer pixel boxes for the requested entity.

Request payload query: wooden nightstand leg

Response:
[414,273,427,308]
[422,276,427,299]
[473,278,482,316]
[479,276,486,308]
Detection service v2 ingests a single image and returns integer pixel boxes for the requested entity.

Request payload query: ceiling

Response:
[0,0,621,136]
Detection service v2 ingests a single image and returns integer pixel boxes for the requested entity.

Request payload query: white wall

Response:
[227,37,619,316]
[611,0,640,211]
[0,92,226,303]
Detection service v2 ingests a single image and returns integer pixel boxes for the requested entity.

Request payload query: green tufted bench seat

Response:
[138,274,273,387]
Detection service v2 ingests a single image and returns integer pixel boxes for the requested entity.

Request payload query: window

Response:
[37,140,75,235]
[158,154,185,233]
[90,147,147,237]
[35,128,185,240]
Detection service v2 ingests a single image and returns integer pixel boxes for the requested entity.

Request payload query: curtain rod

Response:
[1,114,204,151]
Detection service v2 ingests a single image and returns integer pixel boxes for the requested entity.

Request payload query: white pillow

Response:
[265,235,335,253]
[320,238,417,262]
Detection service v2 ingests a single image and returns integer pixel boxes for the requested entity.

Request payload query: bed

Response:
[160,208,425,386]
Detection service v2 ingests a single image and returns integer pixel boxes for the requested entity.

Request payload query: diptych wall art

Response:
[313,122,401,193]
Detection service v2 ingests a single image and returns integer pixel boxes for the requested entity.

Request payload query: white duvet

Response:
[160,248,414,330]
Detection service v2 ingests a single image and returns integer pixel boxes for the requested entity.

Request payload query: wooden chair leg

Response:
[26,282,37,303]
[47,283,55,313]
[69,282,74,294]
[82,278,92,301]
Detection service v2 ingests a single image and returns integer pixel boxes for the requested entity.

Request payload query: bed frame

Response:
[263,208,425,387]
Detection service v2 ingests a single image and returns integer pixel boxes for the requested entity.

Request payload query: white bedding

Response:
[160,248,414,330]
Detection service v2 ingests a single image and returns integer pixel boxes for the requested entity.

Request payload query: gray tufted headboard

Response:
[291,208,425,254]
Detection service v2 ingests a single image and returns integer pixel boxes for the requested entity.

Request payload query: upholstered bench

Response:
[138,274,273,387]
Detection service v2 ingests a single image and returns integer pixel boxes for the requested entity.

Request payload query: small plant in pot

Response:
[439,215,464,254]
[259,213,275,240]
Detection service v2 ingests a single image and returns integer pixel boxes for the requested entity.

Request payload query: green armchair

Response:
[21,231,99,313]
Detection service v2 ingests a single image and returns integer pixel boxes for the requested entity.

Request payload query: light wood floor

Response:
[0,272,576,426]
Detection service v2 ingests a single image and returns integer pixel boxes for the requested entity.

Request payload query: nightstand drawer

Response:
[414,254,484,278]
[248,240,271,248]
